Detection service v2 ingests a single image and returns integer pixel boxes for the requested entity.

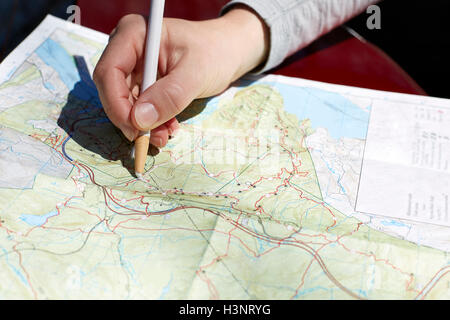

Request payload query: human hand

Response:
[93,6,269,147]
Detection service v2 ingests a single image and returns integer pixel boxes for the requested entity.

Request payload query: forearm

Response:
[222,0,380,73]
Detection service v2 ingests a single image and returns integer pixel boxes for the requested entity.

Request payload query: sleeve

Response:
[221,0,380,73]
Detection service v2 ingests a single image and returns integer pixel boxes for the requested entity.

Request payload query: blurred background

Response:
[0,0,448,98]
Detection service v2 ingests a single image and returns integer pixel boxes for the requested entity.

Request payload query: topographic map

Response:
[0,16,449,299]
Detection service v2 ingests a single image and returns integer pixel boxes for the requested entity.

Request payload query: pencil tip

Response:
[135,172,145,181]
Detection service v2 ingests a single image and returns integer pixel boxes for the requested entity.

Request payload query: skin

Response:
[93,6,269,147]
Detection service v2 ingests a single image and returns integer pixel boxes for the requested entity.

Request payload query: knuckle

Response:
[117,14,143,26]
[115,14,147,46]
[117,14,146,34]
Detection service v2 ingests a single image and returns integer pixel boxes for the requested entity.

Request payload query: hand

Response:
[93,6,269,148]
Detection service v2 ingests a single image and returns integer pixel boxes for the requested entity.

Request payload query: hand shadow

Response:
[57,55,136,176]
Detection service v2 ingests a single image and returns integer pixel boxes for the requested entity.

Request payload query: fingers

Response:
[130,62,201,132]
[149,117,179,147]
[93,14,147,141]
[165,117,180,137]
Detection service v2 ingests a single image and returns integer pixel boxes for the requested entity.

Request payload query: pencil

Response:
[134,0,165,179]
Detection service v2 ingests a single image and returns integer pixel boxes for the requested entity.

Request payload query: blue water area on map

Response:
[266,81,370,140]
[158,274,173,299]
[2,248,28,285]
[35,38,101,106]
[36,38,79,90]
[19,210,58,226]
[44,82,55,90]
[7,66,17,79]
[380,219,409,228]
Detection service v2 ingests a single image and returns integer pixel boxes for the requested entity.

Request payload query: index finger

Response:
[93,14,147,141]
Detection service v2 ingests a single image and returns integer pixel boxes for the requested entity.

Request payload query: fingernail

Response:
[121,127,136,141]
[135,103,158,130]
[169,129,178,140]
[151,137,163,147]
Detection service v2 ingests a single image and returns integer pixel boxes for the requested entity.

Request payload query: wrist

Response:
[218,5,269,79]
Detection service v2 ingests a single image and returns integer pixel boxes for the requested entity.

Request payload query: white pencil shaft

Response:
[142,0,165,91]
[139,0,165,137]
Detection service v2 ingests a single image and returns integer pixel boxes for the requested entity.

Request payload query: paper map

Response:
[0,15,449,299]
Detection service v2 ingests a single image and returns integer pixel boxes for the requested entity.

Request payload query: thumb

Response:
[131,67,201,131]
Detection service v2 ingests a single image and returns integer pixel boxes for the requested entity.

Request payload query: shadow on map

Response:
[57,55,137,175]
[57,55,222,177]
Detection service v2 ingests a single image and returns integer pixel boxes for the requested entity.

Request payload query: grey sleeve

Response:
[221,0,379,73]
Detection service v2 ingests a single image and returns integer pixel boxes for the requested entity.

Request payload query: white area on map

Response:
[356,99,450,226]
[0,62,56,112]
[0,127,73,189]
[306,127,364,213]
